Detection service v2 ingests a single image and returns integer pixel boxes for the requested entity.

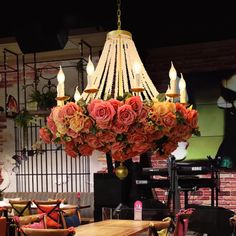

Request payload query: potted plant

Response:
[29,89,57,110]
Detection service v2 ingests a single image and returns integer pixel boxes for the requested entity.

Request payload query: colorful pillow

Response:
[13,204,30,216]
[23,220,45,229]
[37,205,61,228]
[61,208,81,228]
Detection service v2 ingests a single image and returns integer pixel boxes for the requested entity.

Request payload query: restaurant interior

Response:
[0,1,236,235]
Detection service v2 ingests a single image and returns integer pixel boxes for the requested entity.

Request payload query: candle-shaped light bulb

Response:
[169,61,177,94]
[86,56,94,88]
[179,73,187,103]
[74,86,81,103]
[57,65,65,98]
[133,62,142,87]
[165,85,171,101]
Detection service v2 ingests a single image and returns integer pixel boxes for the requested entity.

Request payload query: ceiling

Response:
[1,2,236,52]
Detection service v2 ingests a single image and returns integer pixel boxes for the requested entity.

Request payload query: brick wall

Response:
[152,159,236,212]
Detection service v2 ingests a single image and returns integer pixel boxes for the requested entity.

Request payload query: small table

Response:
[75,219,168,236]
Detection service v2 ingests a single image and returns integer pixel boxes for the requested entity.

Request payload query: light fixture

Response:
[79,1,159,103]
[40,0,200,180]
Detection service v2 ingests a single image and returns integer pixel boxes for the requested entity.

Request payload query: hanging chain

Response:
[117,0,121,30]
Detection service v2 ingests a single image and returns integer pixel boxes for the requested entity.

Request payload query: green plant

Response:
[14,109,34,128]
[29,90,57,110]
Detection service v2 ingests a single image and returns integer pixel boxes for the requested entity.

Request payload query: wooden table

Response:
[75,219,168,236]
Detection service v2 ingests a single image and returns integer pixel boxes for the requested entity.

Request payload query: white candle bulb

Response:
[86,56,95,88]
[165,85,171,101]
[133,62,142,87]
[179,73,187,103]
[74,86,81,103]
[57,65,65,97]
[169,61,177,94]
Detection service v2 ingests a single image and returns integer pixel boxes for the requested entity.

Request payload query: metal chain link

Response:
[117,0,121,30]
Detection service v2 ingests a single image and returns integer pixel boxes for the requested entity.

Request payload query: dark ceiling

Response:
[1,1,236,51]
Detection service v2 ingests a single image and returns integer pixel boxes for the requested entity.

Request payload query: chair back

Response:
[20,228,75,236]
[33,199,62,229]
[9,200,32,216]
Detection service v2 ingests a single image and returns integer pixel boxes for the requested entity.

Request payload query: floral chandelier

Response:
[39,0,199,179]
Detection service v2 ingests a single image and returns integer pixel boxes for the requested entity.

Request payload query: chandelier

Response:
[40,0,199,180]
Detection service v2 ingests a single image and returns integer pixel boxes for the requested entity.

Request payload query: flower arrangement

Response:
[39,93,200,162]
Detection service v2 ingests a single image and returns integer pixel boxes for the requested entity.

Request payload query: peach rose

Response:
[117,104,137,125]
[69,113,88,133]
[125,96,143,115]
[39,127,52,144]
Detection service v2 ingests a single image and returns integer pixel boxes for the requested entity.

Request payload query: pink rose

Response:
[58,102,82,119]
[117,104,137,125]
[125,96,143,115]
[39,127,52,144]
[78,144,94,156]
[89,100,116,124]
[108,98,123,111]
[87,99,103,114]
[139,105,150,122]
[46,116,57,134]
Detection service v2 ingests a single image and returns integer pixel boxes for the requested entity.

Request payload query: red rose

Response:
[78,144,94,156]
[187,109,198,128]
[39,127,52,144]
[64,141,78,158]
[162,112,177,128]
[111,121,129,134]
[85,134,103,148]
[97,131,116,143]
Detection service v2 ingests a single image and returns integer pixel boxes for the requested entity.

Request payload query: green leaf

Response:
[116,134,124,141]
[156,93,166,102]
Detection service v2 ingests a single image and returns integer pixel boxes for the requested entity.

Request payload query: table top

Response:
[75,219,167,236]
